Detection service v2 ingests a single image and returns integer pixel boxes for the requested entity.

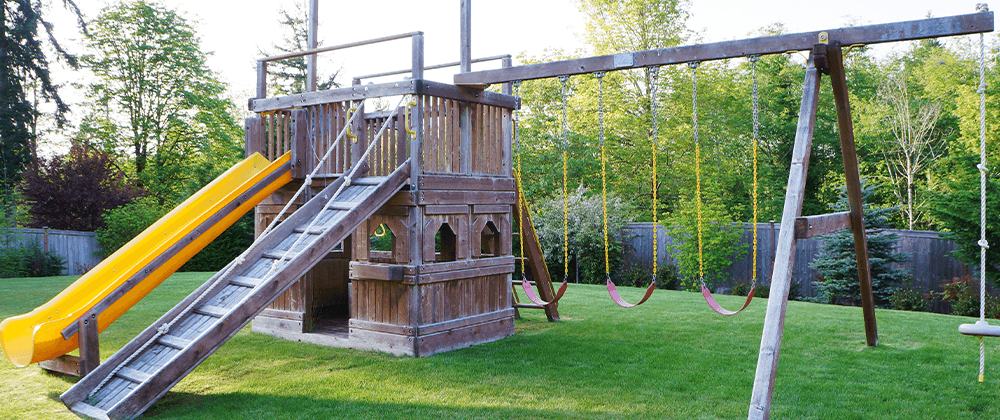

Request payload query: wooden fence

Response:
[621,223,969,297]
[1,228,102,275]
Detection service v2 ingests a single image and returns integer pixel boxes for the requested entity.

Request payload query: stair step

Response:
[326,202,354,211]
[116,366,152,384]
[157,335,191,350]
[352,177,386,186]
[69,402,108,420]
[262,250,297,260]
[193,305,229,318]
[292,226,326,235]
[230,276,261,288]
[514,303,545,309]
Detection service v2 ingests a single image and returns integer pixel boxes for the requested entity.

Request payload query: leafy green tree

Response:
[810,183,910,307]
[664,189,747,290]
[80,0,244,202]
[261,0,340,95]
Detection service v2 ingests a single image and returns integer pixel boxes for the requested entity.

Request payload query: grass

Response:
[1,273,998,419]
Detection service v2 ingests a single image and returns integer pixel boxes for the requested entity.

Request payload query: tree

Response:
[664,188,747,290]
[21,144,142,231]
[81,0,243,202]
[810,183,910,307]
[873,69,942,230]
[261,0,340,95]
[1,0,83,191]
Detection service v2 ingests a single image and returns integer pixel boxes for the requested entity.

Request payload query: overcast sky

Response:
[41,0,991,148]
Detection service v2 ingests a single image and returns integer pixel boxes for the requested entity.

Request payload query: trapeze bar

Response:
[960,320,1000,338]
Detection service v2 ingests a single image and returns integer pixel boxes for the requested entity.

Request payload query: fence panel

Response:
[621,223,968,297]
[2,228,102,275]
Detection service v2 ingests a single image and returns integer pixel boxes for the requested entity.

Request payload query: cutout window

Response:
[480,220,500,258]
[435,223,457,262]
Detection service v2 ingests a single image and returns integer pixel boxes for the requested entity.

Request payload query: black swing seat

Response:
[959,320,1000,337]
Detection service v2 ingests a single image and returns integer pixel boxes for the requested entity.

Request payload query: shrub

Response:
[181,213,255,272]
[21,144,143,231]
[95,196,171,258]
[532,186,635,285]
[0,243,66,278]
[890,287,930,312]
[937,275,1000,318]
[96,196,256,272]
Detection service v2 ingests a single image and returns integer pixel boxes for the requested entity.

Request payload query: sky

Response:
[42,0,992,146]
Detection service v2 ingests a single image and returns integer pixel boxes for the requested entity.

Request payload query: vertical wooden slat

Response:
[267,114,275,160]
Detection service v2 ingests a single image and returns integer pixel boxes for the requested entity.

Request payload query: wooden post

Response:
[245,117,263,158]
[747,50,822,420]
[306,0,318,92]
[290,109,310,179]
[459,0,473,174]
[78,314,99,377]
[256,60,267,99]
[460,0,471,73]
[501,56,513,177]
[827,42,878,346]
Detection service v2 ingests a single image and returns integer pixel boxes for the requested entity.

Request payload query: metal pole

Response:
[307,0,319,91]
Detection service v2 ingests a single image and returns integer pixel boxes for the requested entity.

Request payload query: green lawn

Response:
[1,273,997,419]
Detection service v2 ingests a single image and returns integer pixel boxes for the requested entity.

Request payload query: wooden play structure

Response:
[22,2,987,420]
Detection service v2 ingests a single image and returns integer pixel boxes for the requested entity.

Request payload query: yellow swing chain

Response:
[750,55,761,287]
[594,72,610,278]
[689,62,706,284]
[559,75,571,282]
[513,81,527,282]
[650,66,661,282]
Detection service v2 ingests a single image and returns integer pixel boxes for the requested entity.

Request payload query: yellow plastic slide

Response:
[0,152,291,367]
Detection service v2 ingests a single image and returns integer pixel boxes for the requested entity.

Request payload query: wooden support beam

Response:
[827,42,878,347]
[513,176,559,321]
[455,12,993,86]
[794,211,852,239]
[748,51,822,420]
[249,79,517,113]
[78,315,99,377]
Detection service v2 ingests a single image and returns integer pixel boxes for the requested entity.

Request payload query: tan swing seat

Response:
[959,320,1000,337]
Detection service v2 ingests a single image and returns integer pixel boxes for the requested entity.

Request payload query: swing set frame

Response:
[455,9,994,420]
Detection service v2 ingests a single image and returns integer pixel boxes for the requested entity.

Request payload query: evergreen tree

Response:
[261,0,340,95]
[1,0,82,190]
[810,182,910,307]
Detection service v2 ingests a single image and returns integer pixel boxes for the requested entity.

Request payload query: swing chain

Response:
[594,71,610,278]
[750,55,760,287]
[689,61,705,284]
[513,80,526,283]
[649,66,661,283]
[559,75,571,282]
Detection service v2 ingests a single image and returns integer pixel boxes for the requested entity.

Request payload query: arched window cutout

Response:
[480,220,500,258]
[370,223,394,262]
[435,223,457,262]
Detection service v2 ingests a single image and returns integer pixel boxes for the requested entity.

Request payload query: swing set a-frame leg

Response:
[747,43,878,420]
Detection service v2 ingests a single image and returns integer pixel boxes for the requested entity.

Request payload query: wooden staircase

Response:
[60,162,410,420]
[511,176,560,321]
